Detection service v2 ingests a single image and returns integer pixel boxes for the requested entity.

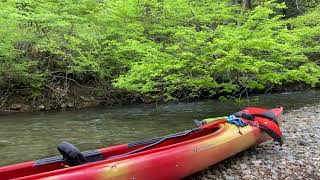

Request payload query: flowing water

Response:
[0,90,320,166]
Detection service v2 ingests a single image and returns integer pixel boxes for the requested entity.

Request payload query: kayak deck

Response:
[1,119,224,179]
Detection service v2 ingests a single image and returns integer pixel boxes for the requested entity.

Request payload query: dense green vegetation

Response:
[0,0,320,107]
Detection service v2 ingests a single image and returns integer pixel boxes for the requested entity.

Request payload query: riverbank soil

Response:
[0,85,143,112]
[189,104,320,180]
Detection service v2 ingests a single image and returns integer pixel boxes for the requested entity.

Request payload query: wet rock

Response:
[38,105,45,111]
[66,102,74,108]
[80,96,89,101]
[10,104,22,110]
[60,103,67,109]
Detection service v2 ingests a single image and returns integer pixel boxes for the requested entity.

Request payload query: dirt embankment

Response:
[189,105,320,180]
[0,85,143,113]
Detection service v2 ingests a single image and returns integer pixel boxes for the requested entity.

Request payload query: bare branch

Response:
[295,0,304,14]
[48,75,95,89]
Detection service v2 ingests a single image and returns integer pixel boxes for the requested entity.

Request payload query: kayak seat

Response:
[34,142,105,167]
[57,142,88,166]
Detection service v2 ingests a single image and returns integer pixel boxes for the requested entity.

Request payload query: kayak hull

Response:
[0,107,283,180]
[97,124,265,180]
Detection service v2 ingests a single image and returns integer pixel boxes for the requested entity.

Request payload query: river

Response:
[0,90,319,166]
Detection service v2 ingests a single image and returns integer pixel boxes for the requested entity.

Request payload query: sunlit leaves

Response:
[0,0,319,100]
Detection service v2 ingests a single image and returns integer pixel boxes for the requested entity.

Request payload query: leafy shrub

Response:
[0,0,319,102]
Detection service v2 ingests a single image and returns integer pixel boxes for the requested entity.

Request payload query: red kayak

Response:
[0,107,283,180]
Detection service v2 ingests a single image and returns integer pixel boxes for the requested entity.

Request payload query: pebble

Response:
[242,170,251,175]
[206,174,215,179]
[252,160,261,165]
[189,105,320,180]
[224,175,235,180]
[289,127,298,133]
[240,164,248,170]
[298,140,309,146]
[242,175,252,180]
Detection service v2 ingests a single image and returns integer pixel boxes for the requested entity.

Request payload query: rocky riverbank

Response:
[189,104,320,180]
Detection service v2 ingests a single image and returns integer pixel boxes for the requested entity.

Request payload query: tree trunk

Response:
[242,0,252,11]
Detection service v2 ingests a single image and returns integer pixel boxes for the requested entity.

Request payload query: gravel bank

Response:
[188,105,320,180]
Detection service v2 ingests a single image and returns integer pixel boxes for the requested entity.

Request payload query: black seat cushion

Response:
[57,142,88,166]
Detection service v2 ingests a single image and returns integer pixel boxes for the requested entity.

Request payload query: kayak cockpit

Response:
[0,120,225,180]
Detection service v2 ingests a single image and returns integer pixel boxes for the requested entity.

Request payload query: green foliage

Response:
[0,0,319,101]
[114,0,320,99]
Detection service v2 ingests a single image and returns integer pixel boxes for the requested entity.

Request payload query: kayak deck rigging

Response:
[2,120,223,179]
